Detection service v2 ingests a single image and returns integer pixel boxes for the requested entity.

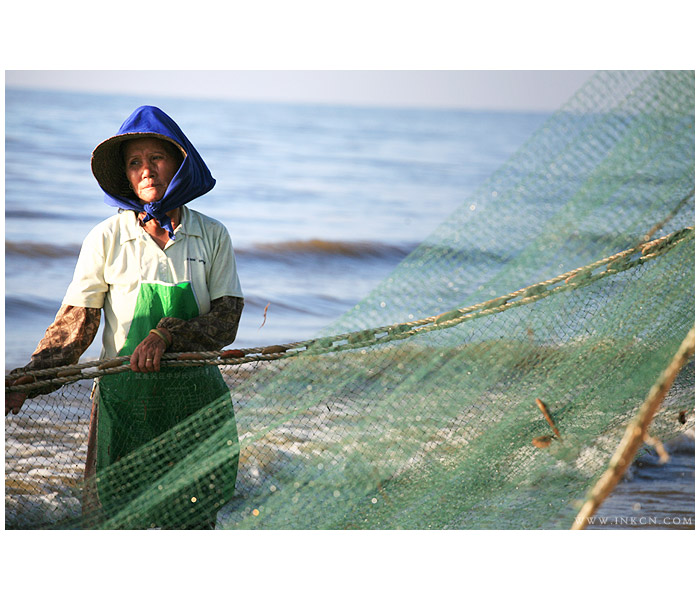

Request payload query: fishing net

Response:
[5,70,694,530]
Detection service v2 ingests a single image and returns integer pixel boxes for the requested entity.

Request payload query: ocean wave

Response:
[242,293,349,317]
[5,240,81,259]
[5,295,60,317]
[238,239,415,261]
[5,209,78,222]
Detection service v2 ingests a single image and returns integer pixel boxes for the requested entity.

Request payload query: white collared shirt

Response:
[63,206,243,358]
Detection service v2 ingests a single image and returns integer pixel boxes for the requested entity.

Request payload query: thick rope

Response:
[571,326,695,530]
[6,226,694,394]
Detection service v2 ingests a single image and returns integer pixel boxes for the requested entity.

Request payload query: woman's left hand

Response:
[130,332,168,372]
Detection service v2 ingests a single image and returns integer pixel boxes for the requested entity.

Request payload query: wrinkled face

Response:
[123,138,180,204]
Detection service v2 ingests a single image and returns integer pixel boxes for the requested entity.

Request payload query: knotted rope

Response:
[6,226,694,394]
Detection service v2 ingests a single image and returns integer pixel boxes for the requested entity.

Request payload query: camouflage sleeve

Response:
[10,305,102,398]
[157,296,244,352]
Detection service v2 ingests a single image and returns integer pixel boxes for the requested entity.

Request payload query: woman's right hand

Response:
[5,374,35,415]
[6,388,28,416]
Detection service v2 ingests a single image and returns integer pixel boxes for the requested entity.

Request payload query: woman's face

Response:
[123,138,180,204]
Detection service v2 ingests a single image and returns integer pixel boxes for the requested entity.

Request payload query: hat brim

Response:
[91,132,187,198]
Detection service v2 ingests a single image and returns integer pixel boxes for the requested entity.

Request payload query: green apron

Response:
[95,281,238,529]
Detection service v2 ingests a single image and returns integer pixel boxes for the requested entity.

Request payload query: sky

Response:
[5,70,597,112]
[3,2,692,112]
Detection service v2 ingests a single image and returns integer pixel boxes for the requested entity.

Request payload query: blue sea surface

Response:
[5,87,547,368]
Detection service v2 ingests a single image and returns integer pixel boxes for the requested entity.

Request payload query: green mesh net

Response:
[5,70,694,530]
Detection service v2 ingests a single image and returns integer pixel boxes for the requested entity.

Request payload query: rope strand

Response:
[6,226,694,394]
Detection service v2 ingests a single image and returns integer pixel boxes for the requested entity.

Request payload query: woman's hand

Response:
[130,331,169,372]
[6,390,28,416]
[6,373,36,415]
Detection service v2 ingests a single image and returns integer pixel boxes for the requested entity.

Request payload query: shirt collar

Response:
[177,206,203,238]
[119,205,202,245]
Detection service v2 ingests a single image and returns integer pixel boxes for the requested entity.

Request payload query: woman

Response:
[6,106,244,529]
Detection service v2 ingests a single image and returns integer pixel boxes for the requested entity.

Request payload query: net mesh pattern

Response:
[5,70,694,529]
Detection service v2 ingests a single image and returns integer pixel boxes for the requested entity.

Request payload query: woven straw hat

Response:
[91,132,186,198]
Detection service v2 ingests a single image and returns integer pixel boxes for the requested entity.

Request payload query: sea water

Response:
[5,87,544,368]
[4,87,693,528]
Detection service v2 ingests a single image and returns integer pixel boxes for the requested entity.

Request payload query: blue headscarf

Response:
[91,106,215,238]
